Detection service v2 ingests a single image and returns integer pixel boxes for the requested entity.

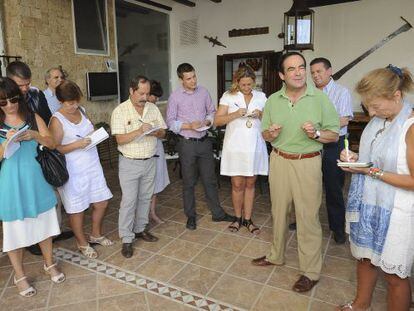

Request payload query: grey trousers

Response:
[177,137,225,219]
[118,155,155,243]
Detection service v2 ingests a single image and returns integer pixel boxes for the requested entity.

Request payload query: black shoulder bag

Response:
[30,111,69,187]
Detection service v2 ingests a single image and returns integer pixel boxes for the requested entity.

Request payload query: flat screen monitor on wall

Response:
[86,72,118,101]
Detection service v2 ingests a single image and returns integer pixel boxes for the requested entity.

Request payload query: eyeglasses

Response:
[0,95,20,107]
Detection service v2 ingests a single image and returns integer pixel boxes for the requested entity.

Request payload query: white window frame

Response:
[71,0,110,56]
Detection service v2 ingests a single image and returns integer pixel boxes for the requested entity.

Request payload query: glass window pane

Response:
[297,16,311,44]
[73,0,108,55]
[225,61,233,80]
[116,2,170,101]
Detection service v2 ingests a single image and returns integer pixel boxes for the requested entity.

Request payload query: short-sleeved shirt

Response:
[44,88,62,114]
[111,99,167,159]
[323,79,353,136]
[261,84,339,154]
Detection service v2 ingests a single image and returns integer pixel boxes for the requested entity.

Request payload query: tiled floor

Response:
[0,163,412,310]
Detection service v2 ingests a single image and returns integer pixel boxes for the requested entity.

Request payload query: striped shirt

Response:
[323,79,353,136]
[166,86,215,138]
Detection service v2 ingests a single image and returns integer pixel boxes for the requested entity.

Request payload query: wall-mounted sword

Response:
[332,16,412,81]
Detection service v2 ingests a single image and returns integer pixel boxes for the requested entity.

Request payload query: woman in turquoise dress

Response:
[0,77,65,297]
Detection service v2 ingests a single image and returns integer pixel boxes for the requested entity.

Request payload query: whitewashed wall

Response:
[163,0,414,110]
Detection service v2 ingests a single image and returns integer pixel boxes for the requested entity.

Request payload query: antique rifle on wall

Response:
[332,16,412,80]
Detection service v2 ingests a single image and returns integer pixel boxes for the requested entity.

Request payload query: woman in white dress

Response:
[148,80,170,224]
[49,81,113,259]
[337,66,414,311]
[214,66,268,234]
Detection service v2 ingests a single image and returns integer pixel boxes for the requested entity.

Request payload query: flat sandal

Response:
[78,243,98,259]
[44,262,66,283]
[337,301,371,311]
[243,218,260,235]
[228,217,242,232]
[88,235,114,246]
[13,275,36,298]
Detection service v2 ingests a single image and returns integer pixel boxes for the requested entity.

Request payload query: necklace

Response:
[246,118,252,128]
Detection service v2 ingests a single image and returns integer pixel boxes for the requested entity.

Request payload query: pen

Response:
[76,135,84,139]
[344,136,350,161]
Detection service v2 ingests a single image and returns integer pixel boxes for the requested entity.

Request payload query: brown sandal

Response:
[243,219,260,234]
[228,217,242,232]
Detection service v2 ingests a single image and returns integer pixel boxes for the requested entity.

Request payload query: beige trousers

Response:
[267,152,323,280]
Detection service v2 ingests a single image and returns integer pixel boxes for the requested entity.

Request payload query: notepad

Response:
[195,125,211,132]
[3,125,30,159]
[84,127,109,151]
[337,162,373,168]
[135,126,161,141]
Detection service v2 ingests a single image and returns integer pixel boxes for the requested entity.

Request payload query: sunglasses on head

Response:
[0,95,19,107]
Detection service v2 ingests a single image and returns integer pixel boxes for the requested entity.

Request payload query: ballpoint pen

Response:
[344,135,350,161]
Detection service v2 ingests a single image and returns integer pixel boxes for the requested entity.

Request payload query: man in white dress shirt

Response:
[310,57,354,244]
[44,67,65,114]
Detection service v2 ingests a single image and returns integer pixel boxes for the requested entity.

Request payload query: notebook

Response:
[84,127,109,151]
[3,125,30,159]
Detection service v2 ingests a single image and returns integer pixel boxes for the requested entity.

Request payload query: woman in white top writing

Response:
[49,80,113,259]
[214,66,268,234]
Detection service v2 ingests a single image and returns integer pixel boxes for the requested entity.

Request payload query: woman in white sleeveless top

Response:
[49,81,113,259]
[337,66,414,311]
[214,66,268,234]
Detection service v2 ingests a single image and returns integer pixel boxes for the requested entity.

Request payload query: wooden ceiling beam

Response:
[172,0,196,7]
[132,0,172,11]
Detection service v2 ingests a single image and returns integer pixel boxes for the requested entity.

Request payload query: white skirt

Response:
[154,139,170,194]
[2,207,60,252]
[377,188,414,278]
[58,165,113,214]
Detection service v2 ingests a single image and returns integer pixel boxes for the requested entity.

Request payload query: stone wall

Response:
[2,0,118,124]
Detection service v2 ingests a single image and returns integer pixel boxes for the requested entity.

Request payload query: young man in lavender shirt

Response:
[166,63,236,230]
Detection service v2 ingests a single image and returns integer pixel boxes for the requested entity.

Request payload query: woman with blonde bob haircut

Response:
[214,66,268,234]
[337,65,414,311]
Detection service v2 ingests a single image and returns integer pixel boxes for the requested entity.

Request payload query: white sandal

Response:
[338,301,372,311]
[78,243,98,259]
[43,263,66,284]
[88,235,114,246]
[13,276,37,297]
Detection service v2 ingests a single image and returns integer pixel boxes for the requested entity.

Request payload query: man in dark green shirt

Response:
[252,52,339,293]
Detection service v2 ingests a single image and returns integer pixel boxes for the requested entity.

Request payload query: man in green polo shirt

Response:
[252,52,339,293]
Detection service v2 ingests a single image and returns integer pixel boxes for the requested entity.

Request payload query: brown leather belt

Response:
[273,148,321,160]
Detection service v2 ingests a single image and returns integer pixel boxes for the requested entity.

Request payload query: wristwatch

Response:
[313,130,321,140]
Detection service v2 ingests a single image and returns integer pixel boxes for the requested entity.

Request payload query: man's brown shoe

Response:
[135,230,159,242]
[251,256,277,267]
[292,275,318,293]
